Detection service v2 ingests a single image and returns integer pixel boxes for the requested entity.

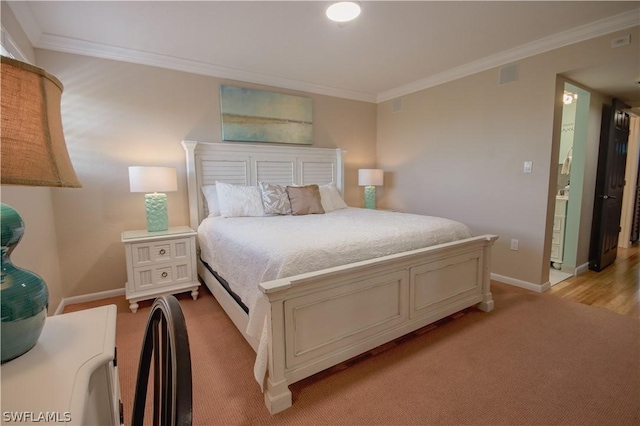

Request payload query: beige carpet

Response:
[65,282,640,425]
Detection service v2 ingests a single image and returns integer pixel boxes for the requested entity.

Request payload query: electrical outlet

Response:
[523,161,532,173]
[510,239,519,251]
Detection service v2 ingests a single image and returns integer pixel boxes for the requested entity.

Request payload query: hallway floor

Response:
[547,245,640,318]
[549,268,572,286]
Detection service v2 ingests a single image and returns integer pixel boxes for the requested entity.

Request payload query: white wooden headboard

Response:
[182,141,344,229]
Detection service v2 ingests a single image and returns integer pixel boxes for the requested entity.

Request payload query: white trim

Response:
[53,300,66,316]
[377,9,640,102]
[575,262,590,276]
[0,25,29,63]
[53,288,126,316]
[491,273,551,293]
[7,3,638,104]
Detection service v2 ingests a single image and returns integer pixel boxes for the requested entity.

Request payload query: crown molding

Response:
[8,2,638,104]
[377,9,640,103]
[35,33,377,103]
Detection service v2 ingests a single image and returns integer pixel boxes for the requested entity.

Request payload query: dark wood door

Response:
[589,99,631,271]
[631,166,640,243]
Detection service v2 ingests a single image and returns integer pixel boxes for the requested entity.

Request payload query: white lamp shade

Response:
[358,169,384,186]
[129,166,177,193]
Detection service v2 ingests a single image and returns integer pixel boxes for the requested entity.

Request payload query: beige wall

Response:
[377,27,639,288]
[30,50,376,298]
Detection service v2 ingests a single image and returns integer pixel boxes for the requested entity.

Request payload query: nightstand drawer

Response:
[131,238,192,267]
[132,261,193,292]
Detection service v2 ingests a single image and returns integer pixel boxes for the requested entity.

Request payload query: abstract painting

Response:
[220,85,313,145]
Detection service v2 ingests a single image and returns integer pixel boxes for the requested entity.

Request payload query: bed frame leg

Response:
[264,378,292,414]
[478,292,494,312]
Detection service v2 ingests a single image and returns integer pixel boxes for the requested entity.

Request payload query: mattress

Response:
[197,207,472,386]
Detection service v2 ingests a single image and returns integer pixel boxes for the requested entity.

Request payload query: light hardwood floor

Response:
[547,245,640,318]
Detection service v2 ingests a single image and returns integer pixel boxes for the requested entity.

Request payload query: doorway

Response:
[548,81,640,286]
[549,82,590,286]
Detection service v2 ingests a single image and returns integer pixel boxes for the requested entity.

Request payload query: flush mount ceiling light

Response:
[563,91,578,105]
[326,2,361,23]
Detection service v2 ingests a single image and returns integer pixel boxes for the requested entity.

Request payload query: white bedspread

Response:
[197,207,472,388]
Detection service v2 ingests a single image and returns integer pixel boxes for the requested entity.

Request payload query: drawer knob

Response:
[159,249,166,255]
[161,272,168,278]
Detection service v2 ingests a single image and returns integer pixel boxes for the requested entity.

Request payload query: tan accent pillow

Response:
[286,185,325,215]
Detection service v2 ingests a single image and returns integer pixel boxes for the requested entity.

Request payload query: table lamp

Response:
[358,169,383,209]
[1,56,82,363]
[129,166,178,232]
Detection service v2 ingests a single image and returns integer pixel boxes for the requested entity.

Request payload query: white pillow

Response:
[201,185,221,217]
[319,182,348,212]
[215,181,265,218]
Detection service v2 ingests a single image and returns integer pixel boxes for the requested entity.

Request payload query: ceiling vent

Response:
[392,97,403,113]
[611,34,631,48]
[499,63,519,85]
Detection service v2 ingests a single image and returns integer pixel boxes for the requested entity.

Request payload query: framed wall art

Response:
[220,85,313,145]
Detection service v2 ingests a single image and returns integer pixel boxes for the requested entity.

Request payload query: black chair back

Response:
[132,296,192,426]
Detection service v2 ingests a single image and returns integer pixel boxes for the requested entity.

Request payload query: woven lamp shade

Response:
[1,56,81,188]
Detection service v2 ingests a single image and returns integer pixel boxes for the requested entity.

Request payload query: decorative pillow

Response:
[259,182,292,215]
[286,185,325,215]
[215,181,265,218]
[319,182,348,212]
[201,185,221,217]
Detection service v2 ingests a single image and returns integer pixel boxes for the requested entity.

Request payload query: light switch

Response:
[523,161,532,173]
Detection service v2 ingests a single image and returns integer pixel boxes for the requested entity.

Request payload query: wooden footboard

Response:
[259,234,497,414]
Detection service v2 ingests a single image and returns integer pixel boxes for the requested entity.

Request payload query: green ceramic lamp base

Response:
[1,203,49,363]
[364,185,377,209]
[145,193,169,232]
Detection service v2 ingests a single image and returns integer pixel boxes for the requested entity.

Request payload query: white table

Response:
[1,305,122,425]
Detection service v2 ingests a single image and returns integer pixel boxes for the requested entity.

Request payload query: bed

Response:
[182,141,498,414]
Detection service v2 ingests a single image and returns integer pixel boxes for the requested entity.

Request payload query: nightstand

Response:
[0,305,122,425]
[121,226,200,313]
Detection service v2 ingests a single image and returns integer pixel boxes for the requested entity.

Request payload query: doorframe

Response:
[560,82,591,275]
[545,78,591,280]
[545,77,599,282]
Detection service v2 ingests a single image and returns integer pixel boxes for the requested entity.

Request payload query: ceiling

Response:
[7,1,640,105]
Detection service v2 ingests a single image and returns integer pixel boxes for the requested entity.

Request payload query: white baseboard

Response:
[54,288,125,315]
[491,273,550,293]
[575,262,589,276]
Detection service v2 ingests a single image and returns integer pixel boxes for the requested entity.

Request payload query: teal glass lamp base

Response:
[364,185,376,209]
[145,193,168,232]
[1,203,49,363]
